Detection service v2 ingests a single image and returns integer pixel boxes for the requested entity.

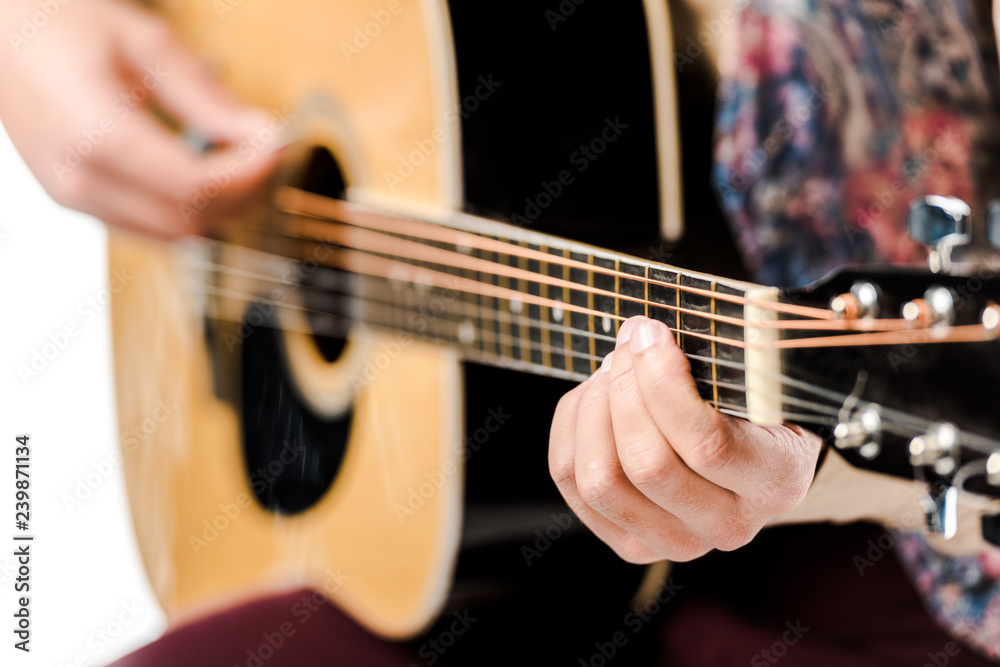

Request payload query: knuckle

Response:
[547,437,575,488]
[548,453,574,489]
[577,466,624,508]
[711,517,757,552]
[686,427,734,473]
[620,442,671,492]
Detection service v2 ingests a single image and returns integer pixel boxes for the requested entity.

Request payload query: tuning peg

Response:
[909,423,958,474]
[834,404,881,459]
[908,196,971,273]
[830,281,880,320]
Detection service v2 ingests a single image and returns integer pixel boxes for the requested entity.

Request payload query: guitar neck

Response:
[263,190,760,417]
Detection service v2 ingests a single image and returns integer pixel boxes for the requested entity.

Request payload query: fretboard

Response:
[259,192,758,417]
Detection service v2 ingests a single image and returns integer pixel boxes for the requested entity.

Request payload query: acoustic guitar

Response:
[110,0,1000,640]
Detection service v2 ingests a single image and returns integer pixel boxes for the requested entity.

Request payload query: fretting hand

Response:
[548,316,823,563]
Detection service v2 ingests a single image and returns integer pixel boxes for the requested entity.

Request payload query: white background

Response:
[0,123,165,666]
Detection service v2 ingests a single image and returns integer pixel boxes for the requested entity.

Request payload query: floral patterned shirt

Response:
[713,0,1000,659]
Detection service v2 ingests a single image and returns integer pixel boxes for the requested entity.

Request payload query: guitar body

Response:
[110,0,683,639]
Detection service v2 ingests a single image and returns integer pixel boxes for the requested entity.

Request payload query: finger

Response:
[573,365,710,561]
[61,165,191,238]
[548,376,660,564]
[607,325,751,551]
[95,109,278,208]
[625,317,759,493]
[114,6,269,142]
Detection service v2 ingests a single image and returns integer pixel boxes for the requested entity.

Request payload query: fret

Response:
[488,240,505,360]
[714,282,748,412]
[592,256,617,361]
[675,272,682,347]
[647,266,680,334]
[497,242,516,362]
[568,251,594,375]
[678,273,716,401]
[618,260,646,320]
[546,246,567,372]
[515,241,530,363]
[473,246,493,358]
[644,265,649,319]
[526,244,545,368]
[710,281,719,409]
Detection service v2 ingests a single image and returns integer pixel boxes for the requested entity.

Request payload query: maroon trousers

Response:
[111,523,997,666]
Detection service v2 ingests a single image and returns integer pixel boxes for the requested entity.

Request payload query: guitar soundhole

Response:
[238,147,352,515]
[240,304,352,515]
[299,145,348,362]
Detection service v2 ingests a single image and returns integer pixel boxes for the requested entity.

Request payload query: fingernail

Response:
[615,316,646,348]
[594,351,614,376]
[632,320,662,354]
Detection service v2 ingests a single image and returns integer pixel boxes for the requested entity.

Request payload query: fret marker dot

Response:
[510,299,523,314]
[552,306,564,322]
[458,321,476,345]
[601,316,612,333]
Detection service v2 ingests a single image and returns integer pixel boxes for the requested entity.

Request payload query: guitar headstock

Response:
[773,197,1000,542]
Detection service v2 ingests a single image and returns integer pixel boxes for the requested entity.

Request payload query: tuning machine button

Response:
[831,281,880,320]
[901,286,956,330]
[834,404,881,459]
[908,196,971,273]
[909,423,958,475]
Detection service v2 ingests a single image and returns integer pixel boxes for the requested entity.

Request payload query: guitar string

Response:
[199,284,835,426]
[190,274,1000,454]
[196,235,995,351]
[198,237,751,350]
[262,213,919,334]
[274,187,833,320]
